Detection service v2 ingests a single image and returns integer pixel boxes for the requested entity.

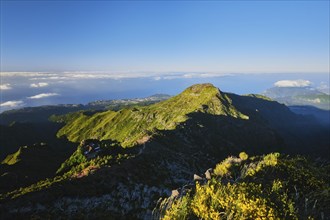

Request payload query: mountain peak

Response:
[183,83,218,94]
[57,83,248,147]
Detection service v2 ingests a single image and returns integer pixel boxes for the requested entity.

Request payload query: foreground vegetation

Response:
[158,153,330,219]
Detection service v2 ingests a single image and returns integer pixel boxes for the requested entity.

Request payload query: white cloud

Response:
[67,72,158,80]
[0,83,12,90]
[0,72,57,77]
[28,93,59,99]
[2,71,232,82]
[274,79,312,87]
[0,100,24,107]
[30,82,49,88]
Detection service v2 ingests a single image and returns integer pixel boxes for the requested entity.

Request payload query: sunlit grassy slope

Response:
[57,84,248,147]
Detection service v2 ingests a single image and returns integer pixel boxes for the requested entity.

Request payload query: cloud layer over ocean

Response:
[1,72,329,112]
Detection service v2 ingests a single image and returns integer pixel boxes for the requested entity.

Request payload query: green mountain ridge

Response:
[56,84,248,147]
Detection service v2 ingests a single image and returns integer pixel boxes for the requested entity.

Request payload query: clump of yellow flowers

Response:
[159,152,329,220]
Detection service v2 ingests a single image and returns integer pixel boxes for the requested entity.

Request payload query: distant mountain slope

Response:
[264,86,324,98]
[263,86,330,110]
[87,94,171,111]
[262,85,330,126]
[0,105,86,125]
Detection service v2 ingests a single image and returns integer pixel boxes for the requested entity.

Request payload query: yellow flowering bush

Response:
[160,152,329,220]
[162,196,191,220]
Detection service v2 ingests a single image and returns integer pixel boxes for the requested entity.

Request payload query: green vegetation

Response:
[56,144,87,174]
[160,153,330,219]
[3,175,67,200]
[3,153,131,200]
[56,139,133,175]
[57,84,248,147]
[1,141,133,200]
[0,95,170,125]
[1,148,22,165]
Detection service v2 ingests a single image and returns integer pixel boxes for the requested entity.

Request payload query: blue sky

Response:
[1,1,329,73]
[1,1,329,111]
